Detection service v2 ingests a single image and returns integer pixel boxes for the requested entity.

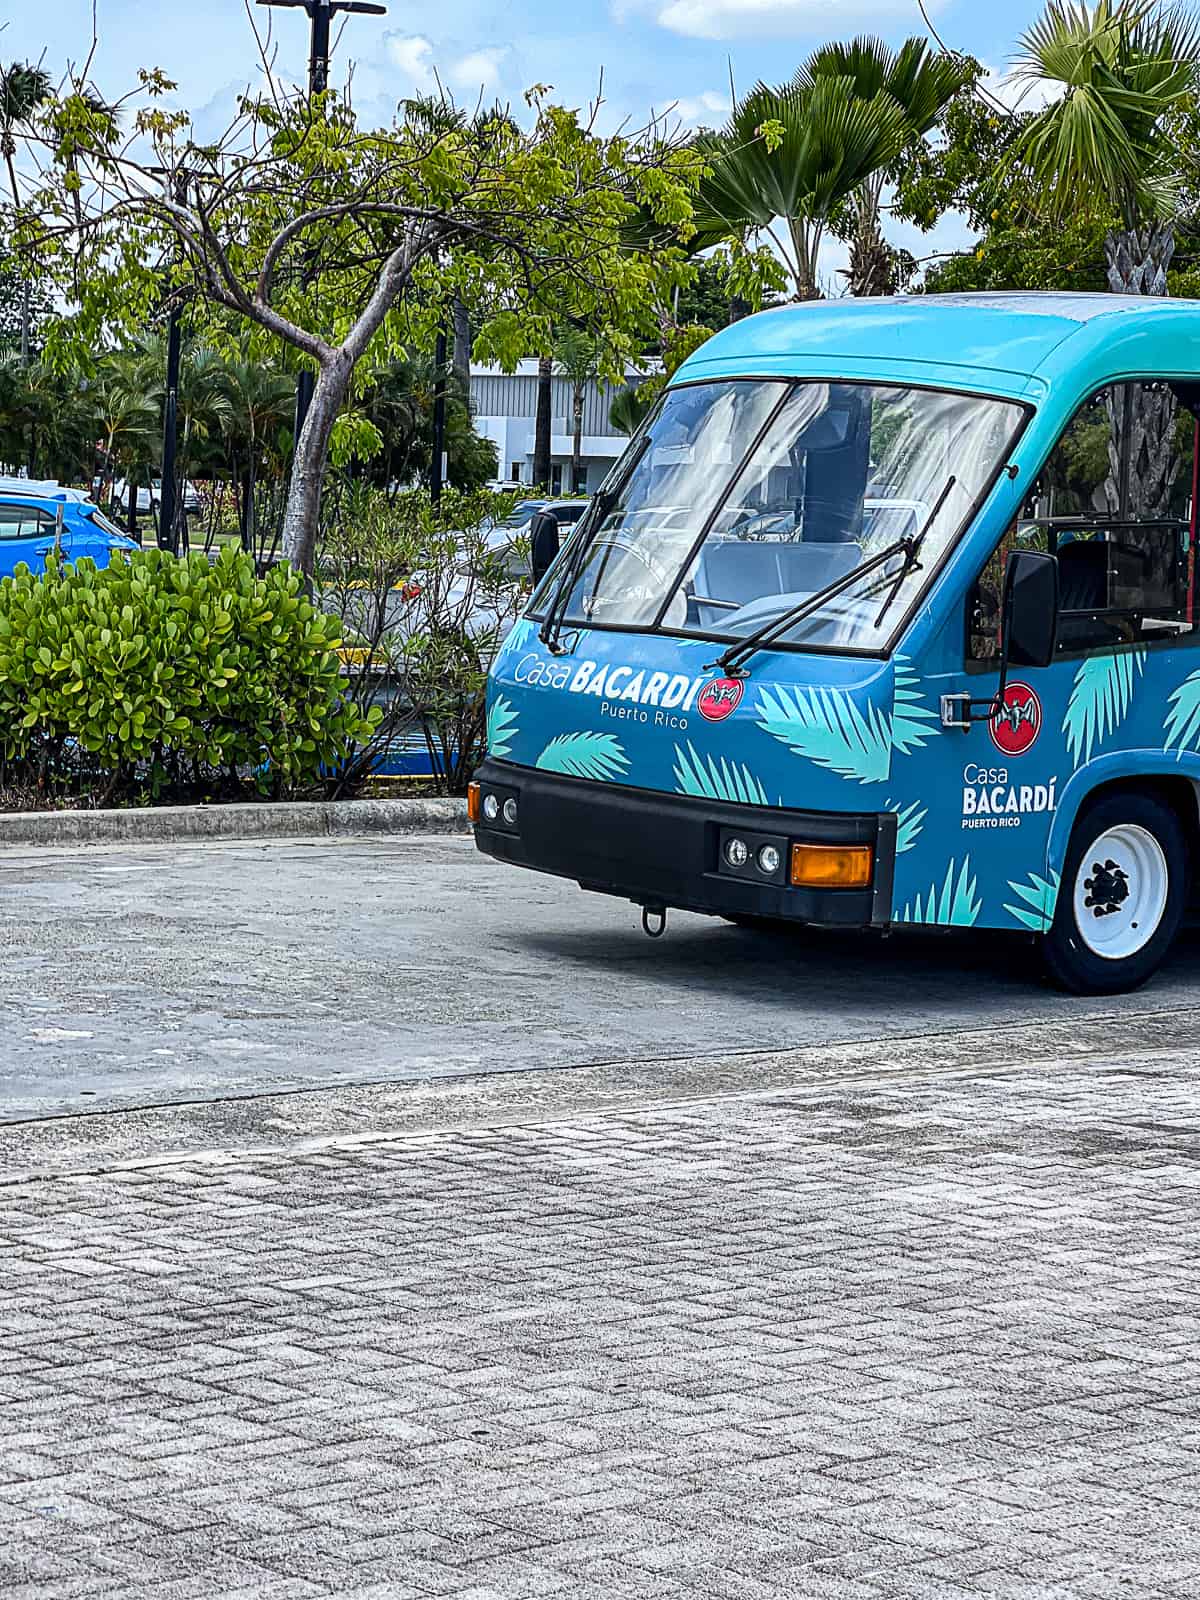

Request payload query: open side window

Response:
[968,380,1200,661]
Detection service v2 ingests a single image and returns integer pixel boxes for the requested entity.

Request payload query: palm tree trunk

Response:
[572,385,584,494]
[786,217,822,301]
[847,184,893,298]
[451,298,471,389]
[1103,225,1177,518]
[532,356,552,491]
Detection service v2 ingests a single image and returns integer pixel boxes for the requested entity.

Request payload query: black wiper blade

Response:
[538,431,651,653]
[716,536,915,678]
[870,475,956,629]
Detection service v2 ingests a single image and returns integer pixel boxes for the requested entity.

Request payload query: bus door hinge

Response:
[940,692,1000,731]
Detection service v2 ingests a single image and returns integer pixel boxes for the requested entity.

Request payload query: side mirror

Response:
[529,511,561,586]
[1003,548,1058,668]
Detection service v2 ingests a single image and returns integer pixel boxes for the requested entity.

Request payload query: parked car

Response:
[0,481,139,577]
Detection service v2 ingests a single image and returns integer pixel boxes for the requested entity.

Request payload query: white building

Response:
[469,360,651,495]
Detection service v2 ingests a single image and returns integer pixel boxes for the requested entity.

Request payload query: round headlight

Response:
[757,844,781,876]
[725,837,749,868]
[502,797,518,826]
[482,793,500,821]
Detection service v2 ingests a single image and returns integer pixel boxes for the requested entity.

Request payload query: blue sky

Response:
[4,0,1055,286]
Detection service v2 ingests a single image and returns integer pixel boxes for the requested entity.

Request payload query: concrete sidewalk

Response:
[4,1027,1200,1599]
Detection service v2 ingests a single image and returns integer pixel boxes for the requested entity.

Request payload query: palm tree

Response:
[1011,0,1200,514]
[92,349,162,534]
[609,383,653,437]
[214,355,295,553]
[696,65,909,300]
[532,354,553,491]
[804,38,970,297]
[553,325,604,493]
[0,63,52,363]
[1012,0,1200,294]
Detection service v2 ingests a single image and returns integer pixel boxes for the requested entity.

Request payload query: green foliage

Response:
[0,546,373,803]
[317,484,524,794]
[1008,0,1200,230]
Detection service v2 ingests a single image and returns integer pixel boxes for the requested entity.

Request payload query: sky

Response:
[1,0,1057,289]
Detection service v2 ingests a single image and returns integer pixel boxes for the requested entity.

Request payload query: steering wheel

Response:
[589,534,687,627]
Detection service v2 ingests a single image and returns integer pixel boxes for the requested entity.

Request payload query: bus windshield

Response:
[531,378,1024,654]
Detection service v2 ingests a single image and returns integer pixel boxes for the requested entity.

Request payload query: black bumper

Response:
[472,757,897,927]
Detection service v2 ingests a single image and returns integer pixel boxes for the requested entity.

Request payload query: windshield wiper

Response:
[715,536,917,677]
[715,475,958,677]
[870,475,956,629]
[538,432,651,654]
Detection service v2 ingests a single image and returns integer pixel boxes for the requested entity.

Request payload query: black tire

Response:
[1042,790,1188,995]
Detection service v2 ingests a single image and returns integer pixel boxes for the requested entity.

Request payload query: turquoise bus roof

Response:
[670,291,1200,401]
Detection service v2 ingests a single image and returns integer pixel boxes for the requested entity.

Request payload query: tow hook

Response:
[641,905,668,939]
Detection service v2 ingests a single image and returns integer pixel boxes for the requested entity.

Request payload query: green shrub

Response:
[0,545,377,805]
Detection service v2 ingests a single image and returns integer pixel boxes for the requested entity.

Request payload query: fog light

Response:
[757,843,781,876]
[502,797,518,826]
[790,841,873,889]
[725,837,749,868]
[483,793,500,822]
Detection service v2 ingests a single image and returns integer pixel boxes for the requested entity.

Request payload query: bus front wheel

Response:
[1042,791,1187,995]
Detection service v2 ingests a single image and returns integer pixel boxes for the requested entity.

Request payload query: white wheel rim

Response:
[1073,823,1168,960]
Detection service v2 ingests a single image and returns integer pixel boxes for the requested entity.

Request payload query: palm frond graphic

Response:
[535,731,630,781]
[885,798,927,854]
[486,695,518,759]
[891,656,939,754]
[899,856,981,926]
[501,618,537,656]
[1062,648,1145,766]
[756,682,893,785]
[1004,869,1060,933]
[1163,665,1200,755]
[673,741,768,806]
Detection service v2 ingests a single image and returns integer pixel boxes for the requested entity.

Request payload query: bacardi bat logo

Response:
[697,677,745,723]
[989,681,1042,756]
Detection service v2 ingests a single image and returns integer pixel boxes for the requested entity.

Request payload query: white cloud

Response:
[669,88,731,126]
[651,0,943,43]
[388,34,437,88]
[448,48,508,93]
[978,61,1064,115]
[386,34,509,97]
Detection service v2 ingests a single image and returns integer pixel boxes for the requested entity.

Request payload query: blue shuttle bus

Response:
[472,293,1200,994]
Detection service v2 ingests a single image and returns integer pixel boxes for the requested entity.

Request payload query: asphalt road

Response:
[5,834,1200,1123]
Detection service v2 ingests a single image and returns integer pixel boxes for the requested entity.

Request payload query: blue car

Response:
[0,480,139,578]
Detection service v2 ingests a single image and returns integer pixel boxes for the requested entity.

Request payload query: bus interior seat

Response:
[697,540,861,610]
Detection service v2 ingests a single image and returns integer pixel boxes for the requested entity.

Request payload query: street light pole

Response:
[257,0,387,445]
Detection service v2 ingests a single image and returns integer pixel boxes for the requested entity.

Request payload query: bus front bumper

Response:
[471,758,897,928]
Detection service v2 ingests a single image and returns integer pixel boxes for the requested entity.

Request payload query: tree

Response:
[212,353,295,555]
[532,354,553,491]
[1008,0,1200,514]
[805,38,969,297]
[1010,0,1200,294]
[0,62,52,363]
[24,60,700,575]
[609,382,653,436]
[694,60,909,300]
[553,324,604,492]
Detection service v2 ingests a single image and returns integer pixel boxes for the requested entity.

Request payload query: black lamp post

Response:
[257,0,387,446]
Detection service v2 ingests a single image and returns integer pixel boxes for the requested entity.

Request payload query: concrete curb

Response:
[0,797,469,848]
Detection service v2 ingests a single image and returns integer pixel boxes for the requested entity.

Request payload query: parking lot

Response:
[4,836,1200,1599]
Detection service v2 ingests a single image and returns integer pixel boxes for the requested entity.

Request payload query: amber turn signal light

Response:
[467,782,481,824]
[790,841,872,889]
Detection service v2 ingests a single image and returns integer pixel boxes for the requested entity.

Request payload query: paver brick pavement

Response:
[3,1054,1200,1597]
